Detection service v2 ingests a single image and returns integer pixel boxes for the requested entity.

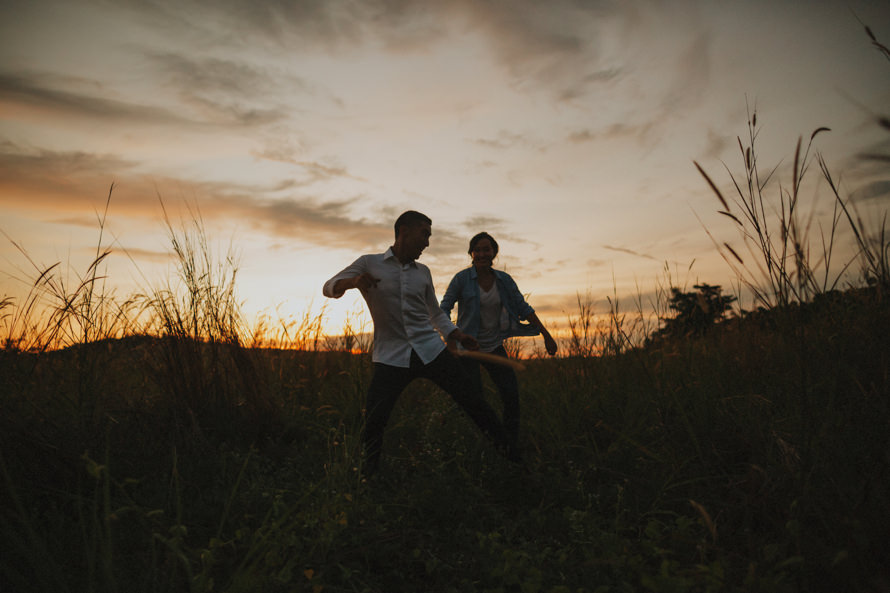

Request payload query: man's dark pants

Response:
[362,348,509,473]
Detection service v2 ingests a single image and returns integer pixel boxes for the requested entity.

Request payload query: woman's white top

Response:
[477,282,504,352]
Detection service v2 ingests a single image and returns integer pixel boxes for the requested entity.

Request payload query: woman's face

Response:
[471,238,495,269]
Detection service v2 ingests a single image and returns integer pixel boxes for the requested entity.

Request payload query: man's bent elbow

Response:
[323,279,347,298]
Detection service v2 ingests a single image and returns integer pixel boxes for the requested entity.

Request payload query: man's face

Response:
[402,221,431,261]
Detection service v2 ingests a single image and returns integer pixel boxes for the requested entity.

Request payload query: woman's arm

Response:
[527,312,558,355]
[439,272,463,316]
[496,271,557,355]
[498,273,535,319]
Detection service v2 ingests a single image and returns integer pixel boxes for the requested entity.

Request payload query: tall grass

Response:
[1,184,138,352]
[695,101,889,309]
[136,202,278,447]
[0,193,377,592]
[563,273,672,359]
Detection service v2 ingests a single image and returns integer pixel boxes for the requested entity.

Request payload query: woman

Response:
[440,232,558,453]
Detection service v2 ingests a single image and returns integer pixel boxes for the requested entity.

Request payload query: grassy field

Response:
[2,281,889,592]
[2,106,890,591]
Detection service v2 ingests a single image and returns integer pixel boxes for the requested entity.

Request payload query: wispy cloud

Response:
[567,129,596,144]
[0,141,137,206]
[658,33,711,114]
[851,179,890,203]
[567,121,658,145]
[251,148,366,186]
[454,0,619,99]
[0,141,390,250]
[0,62,291,129]
[147,52,303,126]
[700,127,733,161]
[462,215,507,230]
[603,244,659,261]
[472,130,545,151]
[109,0,627,100]
[0,71,192,126]
[82,0,714,132]
[149,52,290,98]
[228,194,390,248]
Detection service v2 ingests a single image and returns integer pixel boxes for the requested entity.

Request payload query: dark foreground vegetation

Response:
[2,283,889,593]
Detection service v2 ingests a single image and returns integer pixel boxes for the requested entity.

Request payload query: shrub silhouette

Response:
[654,283,737,340]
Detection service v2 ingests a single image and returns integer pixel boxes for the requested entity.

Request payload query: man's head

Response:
[394,210,432,239]
[393,210,432,262]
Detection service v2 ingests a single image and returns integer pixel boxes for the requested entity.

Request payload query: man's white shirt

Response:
[323,248,457,367]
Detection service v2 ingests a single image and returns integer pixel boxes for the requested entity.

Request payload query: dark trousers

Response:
[461,345,521,448]
[363,348,509,472]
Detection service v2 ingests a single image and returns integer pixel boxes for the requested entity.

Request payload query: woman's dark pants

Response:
[461,345,521,448]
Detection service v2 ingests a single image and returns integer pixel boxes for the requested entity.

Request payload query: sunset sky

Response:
[2,0,889,339]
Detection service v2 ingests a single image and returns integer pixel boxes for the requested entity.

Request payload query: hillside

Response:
[1,286,888,592]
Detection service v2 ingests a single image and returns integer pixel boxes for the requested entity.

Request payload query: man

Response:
[323,210,516,475]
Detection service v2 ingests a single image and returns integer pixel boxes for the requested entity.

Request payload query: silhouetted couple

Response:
[323,211,556,476]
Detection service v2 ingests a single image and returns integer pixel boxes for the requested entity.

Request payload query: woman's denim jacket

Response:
[440,267,539,340]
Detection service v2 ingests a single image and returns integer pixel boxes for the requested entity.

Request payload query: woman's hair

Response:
[468,231,499,257]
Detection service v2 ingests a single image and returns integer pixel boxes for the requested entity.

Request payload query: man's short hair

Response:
[394,210,432,239]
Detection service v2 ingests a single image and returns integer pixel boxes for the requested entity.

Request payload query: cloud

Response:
[107,0,624,100]
[700,127,733,161]
[602,244,658,261]
[472,130,545,151]
[156,188,393,251]
[88,0,716,125]
[658,33,711,113]
[229,195,390,248]
[0,141,137,207]
[0,141,392,251]
[566,120,660,147]
[850,179,890,203]
[0,63,290,128]
[557,68,622,102]
[114,246,175,263]
[149,52,289,98]
[87,0,714,118]
[107,0,431,52]
[147,52,305,126]
[0,71,193,126]
[178,95,286,127]
[453,0,616,94]
[568,129,596,144]
[251,148,367,186]
[462,215,507,230]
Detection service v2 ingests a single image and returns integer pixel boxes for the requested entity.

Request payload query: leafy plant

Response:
[653,283,737,340]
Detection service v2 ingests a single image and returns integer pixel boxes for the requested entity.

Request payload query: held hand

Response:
[449,329,479,351]
[459,332,480,351]
[544,333,558,356]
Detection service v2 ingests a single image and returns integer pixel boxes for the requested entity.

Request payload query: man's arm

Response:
[447,327,479,351]
[322,256,378,298]
[331,274,379,295]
